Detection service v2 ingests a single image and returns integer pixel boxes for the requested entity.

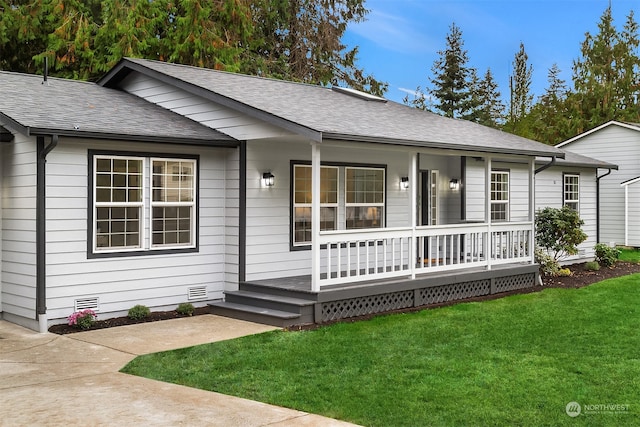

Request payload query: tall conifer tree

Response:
[429,23,472,118]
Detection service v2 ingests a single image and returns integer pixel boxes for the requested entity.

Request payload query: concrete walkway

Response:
[0,315,360,427]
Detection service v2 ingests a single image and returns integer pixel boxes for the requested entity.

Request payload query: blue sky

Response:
[344,0,638,104]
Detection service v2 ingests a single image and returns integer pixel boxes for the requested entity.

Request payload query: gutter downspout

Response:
[36,134,58,333]
[534,156,556,175]
[596,168,613,244]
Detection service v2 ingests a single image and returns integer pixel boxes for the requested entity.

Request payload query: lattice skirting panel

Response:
[494,273,535,293]
[318,272,536,323]
[321,291,414,322]
[417,279,491,306]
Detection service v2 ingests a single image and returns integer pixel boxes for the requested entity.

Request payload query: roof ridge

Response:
[124,57,338,92]
[0,70,95,85]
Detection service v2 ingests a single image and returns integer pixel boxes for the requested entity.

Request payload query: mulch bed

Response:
[542,261,640,288]
[49,262,640,335]
[49,306,211,335]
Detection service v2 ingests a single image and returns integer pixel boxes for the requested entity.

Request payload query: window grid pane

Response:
[564,175,579,211]
[346,168,384,204]
[94,156,143,250]
[490,171,509,222]
[151,159,196,248]
[345,167,384,230]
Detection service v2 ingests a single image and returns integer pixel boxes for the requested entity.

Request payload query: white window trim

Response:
[491,170,510,222]
[563,173,580,212]
[150,157,197,250]
[92,155,197,254]
[93,155,145,254]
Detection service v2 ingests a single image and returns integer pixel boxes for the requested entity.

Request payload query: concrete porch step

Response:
[209,301,302,328]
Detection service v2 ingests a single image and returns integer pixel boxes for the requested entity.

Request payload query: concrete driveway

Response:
[0,315,359,427]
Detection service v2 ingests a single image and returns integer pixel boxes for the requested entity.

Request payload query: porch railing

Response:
[317,222,533,287]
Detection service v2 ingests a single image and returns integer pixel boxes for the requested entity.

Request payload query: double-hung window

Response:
[292,163,385,246]
[92,153,197,255]
[490,170,509,222]
[345,167,385,229]
[151,159,196,247]
[563,174,579,211]
[95,156,144,250]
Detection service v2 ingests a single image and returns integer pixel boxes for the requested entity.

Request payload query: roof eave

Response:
[0,112,29,136]
[548,161,618,170]
[27,127,239,147]
[98,58,323,143]
[555,120,638,148]
[323,133,565,158]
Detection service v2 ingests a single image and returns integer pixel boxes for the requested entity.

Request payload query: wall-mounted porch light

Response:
[449,178,459,190]
[400,176,409,190]
[262,172,275,187]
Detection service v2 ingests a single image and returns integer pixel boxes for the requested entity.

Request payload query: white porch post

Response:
[625,185,629,247]
[528,158,535,264]
[485,156,492,270]
[409,152,418,279]
[311,142,321,292]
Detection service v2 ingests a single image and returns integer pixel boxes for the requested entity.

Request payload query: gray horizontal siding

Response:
[535,167,598,260]
[244,141,462,281]
[119,71,293,141]
[562,125,640,245]
[1,132,37,320]
[465,159,533,222]
[41,137,235,322]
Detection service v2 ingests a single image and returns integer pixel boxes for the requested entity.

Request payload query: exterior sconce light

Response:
[262,172,275,187]
[449,179,459,191]
[401,176,409,190]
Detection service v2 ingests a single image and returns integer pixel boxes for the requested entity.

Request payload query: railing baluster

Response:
[449,235,454,266]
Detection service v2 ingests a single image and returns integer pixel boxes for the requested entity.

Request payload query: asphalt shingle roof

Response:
[555,151,617,169]
[0,71,234,144]
[104,58,565,158]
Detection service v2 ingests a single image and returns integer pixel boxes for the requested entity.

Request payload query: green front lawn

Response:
[619,247,640,263]
[122,276,640,426]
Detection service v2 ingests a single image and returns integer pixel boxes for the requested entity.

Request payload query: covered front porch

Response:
[212,141,544,326]
[306,143,538,292]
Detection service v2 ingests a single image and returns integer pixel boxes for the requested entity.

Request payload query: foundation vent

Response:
[188,286,207,301]
[74,297,99,312]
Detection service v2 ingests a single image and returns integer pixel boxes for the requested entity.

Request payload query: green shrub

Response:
[535,246,560,276]
[128,304,151,320]
[177,302,195,316]
[556,268,572,277]
[584,261,600,271]
[535,206,587,262]
[594,243,620,267]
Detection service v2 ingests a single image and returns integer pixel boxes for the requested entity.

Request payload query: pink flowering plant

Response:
[67,309,97,330]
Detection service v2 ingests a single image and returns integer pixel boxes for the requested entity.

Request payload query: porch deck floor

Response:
[245,262,534,293]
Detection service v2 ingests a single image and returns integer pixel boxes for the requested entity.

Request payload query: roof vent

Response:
[331,86,387,102]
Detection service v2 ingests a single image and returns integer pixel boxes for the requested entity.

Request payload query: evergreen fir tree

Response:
[429,23,472,118]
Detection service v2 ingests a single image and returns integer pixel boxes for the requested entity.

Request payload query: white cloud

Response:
[398,87,423,97]
[350,9,437,54]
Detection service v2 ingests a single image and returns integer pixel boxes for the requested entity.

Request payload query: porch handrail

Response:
[315,221,534,288]
[318,226,412,243]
